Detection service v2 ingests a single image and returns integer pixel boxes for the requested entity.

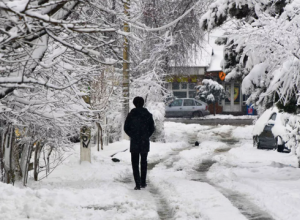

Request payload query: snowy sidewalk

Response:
[1,122,300,220]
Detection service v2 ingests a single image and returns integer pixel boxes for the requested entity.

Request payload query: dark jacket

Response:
[124,107,155,153]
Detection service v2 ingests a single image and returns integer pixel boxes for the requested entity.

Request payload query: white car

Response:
[165,98,210,118]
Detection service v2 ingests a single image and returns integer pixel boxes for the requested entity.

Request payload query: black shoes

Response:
[134,184,147,190]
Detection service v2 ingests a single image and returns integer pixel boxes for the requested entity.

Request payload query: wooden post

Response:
[80,126,91,163]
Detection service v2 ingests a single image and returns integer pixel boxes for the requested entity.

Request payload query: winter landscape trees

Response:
[201,0,300,113]
[0,0,214,185]
[0,0,128,185]
[3,0,299,185]
[201,0,300,163]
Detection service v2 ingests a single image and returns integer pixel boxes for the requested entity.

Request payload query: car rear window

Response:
[195,101,202,106]
[183,99,195,106]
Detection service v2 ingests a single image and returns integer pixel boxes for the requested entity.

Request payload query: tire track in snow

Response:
[147,183,174,220]
[192,139,275,220]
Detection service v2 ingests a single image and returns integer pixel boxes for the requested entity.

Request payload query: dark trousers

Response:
[131,152,148,187]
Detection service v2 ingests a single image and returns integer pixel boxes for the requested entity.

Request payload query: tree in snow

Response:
[201,0,299,113]
[201,0,300,164]
[0,0,134,185]
[129,0,212,141]
[195,79,225,115]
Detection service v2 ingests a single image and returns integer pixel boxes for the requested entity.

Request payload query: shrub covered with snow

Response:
[195,79,225,115]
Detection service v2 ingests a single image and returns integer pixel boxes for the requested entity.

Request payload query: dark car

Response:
[165,98,210,118]
[253,110,290,153]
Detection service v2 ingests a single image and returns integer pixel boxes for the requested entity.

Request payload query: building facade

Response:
[166,29,248,115]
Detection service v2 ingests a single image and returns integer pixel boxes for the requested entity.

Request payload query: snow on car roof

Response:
[253,107,289,142]
[253,107,279,136]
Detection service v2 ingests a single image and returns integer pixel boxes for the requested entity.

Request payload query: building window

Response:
[189,83,196,89]
[173,91,187,98]
[171,82,196,98]
[189,91,196,98]
[172,82,180,90]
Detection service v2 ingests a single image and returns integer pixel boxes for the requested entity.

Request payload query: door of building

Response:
[223,81,242,113]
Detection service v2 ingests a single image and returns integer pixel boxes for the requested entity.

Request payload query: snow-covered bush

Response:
[195,79,225,115]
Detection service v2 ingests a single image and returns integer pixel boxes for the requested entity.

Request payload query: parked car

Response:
[165,98,210,118]
[253,107,290,152]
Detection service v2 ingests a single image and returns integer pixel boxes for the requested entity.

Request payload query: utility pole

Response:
[122,0,130,139]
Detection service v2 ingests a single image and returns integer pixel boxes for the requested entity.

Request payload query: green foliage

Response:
[196,79,225,104]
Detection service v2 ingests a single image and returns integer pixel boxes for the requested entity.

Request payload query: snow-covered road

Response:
[1,122,300,220]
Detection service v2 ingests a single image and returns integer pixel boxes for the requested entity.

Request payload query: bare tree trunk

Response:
[214,102,216,116]
[122,0,130,128]
[13,143,22,182]
[0,129,3,182]
[97,123,100,151]
[99,124,103,150]
[46,146,53,176]
[34,142,44,181]
[22,143,33,186]
[96,122,103,151]
[3,125,15,184]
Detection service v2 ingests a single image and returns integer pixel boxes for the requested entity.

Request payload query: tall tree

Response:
[130,0,212,141]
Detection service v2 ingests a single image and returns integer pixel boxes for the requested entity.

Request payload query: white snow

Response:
[207,28,225,72]
[196,114,257,120]
[1,121,300,220]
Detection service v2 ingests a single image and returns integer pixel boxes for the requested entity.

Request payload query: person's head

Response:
[133,96,144,108]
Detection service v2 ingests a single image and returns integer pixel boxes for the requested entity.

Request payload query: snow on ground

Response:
[209,125,300,220]
[1,121,300,220]
[201,114,257,120]
[169,114,257,120]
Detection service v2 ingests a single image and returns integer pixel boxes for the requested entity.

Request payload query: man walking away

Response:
[124,96,155,190]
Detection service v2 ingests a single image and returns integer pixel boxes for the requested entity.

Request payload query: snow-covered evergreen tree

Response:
[195,79,225,115]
